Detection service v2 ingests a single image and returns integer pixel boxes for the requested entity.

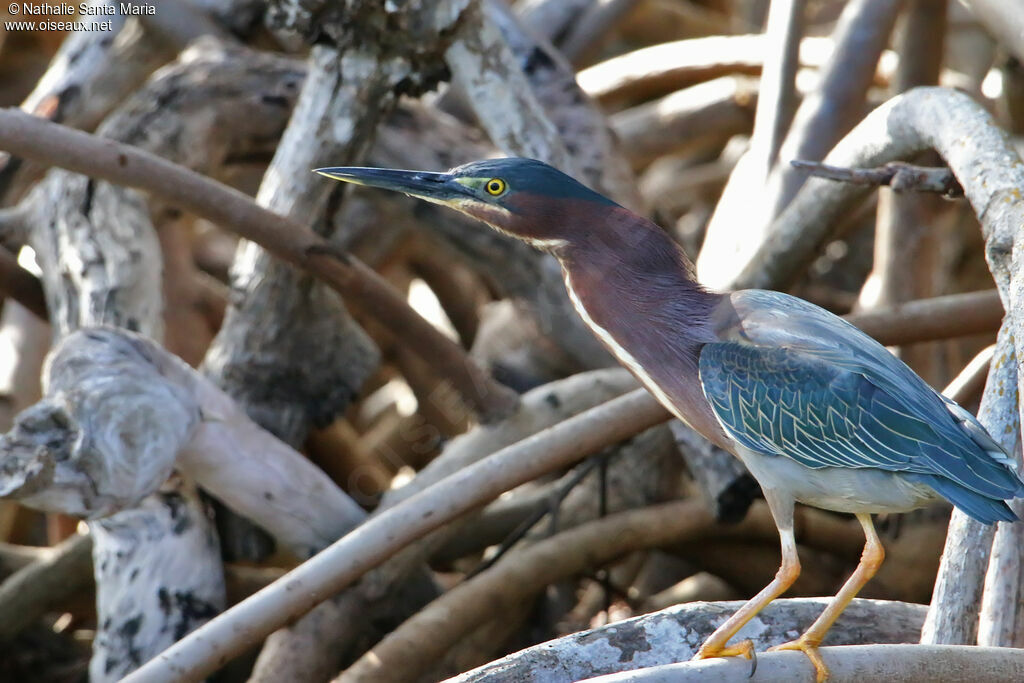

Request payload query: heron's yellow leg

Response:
[768,512,885,682]
[694,492,800,663]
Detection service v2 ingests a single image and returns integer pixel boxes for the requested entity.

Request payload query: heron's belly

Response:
[734,445,941,514]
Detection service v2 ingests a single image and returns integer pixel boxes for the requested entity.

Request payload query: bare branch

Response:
[0,107,517,421]
[923,324,1018,645]
[558,0,642,67]
[963,0,1024,64]
[697,0,902,289]
[749,0,805,177]
[341,500,714,682]
[728,87,1024,295]
[122,389,671,682]
[790,160,963,197]
[766,0,903,215]
[451,599,928,682]
[563,645,1024,682]
[576,35,893,106]
[342,448,685,682]
[842,290,1001,346]
[943,345,994,405]
[611,76,758,169]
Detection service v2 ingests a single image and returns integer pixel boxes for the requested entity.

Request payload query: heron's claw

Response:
[768,636,829,682]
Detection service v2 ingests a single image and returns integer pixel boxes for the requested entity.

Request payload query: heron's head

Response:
[315,158,617,251]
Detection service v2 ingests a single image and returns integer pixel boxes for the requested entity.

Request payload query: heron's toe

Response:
[768,636,829,682]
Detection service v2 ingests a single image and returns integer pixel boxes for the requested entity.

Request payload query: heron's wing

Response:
[700,290,1023,506]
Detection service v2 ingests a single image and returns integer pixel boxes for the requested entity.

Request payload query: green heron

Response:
[316,158,1023,681]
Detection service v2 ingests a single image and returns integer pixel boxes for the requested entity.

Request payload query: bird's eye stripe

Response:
[486,178,507,195]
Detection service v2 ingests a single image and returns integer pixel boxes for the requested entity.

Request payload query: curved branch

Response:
[766,0,903,215]
[0,107,516,421]
[730,87,1024,295]
[575,645,1024,682]
[0,328,367,558]
[341,471,697,682]
[122,389,671,682]
[450,599,927,682]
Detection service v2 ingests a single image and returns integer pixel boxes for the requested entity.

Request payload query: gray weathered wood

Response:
[579,645,1024,682]
[1,327,367,557]
[448,598,927,683]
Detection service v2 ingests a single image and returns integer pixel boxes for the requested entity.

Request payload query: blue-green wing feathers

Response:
[701,290,1023,523]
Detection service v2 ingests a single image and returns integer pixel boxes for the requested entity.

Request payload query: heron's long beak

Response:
[314,166,471,205]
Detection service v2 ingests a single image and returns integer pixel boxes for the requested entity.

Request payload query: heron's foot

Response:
[693,638,757,676]
[768,636,828,682]
[693,638,754,661]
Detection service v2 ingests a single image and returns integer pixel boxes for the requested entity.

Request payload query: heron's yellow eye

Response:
[485,178,507,196]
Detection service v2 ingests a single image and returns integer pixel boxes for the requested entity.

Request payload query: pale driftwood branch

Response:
[978,218,1024,647]
[250,593,370,683]
[486,0,642,211]
[728,87,1024,295]
[19,1,169,130]
[446,3,577,176]
[611,76,758,169]
[514,0,593,52]
[842,290,1002,346]
[1,328,366,556]
[435,430,680,678]
[89,477,224,681]
[766,0,903,215]
[0,0,173,203]
[0,302,48,433]
[748,0,805,179]
[343,423,683,682]
[16,54,228,677]
[578,34,773,105]
[0,532,91,640]
[576,35,885,106]
[0,107,517,421]
[964,0,1024,64]
[199,40,382,454]
[863,0,949,382]
[448,599,927,683]
[943,345,995,405]
[979,498,1024,647]
[384,368,637,507]
[122,389,671,682]
[255,368,642,678]
[434,427,678,566]
[130,0,229,47]
[923,324,1018,644]
[696,0,900,289]
[575,645,1024,682]
[341,500,712,683]
[558,0,640,67]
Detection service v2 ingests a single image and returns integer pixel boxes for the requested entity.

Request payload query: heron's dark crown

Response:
[451,158,617,207]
